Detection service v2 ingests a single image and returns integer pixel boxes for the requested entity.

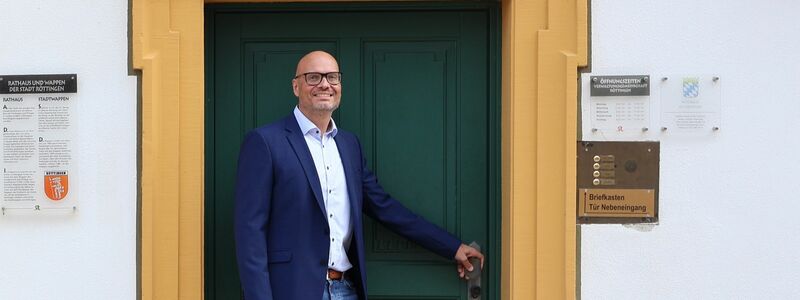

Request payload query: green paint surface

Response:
[206,4,500,299]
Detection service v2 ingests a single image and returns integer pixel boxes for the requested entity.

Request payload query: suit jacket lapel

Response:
[284,117,327,218]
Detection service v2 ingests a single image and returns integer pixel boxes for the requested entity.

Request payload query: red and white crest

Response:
[44,171,69,201]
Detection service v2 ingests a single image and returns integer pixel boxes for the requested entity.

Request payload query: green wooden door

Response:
[206,4,499,300]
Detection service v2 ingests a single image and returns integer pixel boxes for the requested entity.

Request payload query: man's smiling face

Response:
[293,51,342,113]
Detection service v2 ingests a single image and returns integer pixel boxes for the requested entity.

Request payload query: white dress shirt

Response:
[293,107,353,272]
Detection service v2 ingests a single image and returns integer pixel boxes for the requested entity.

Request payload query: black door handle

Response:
[466,241,482,299]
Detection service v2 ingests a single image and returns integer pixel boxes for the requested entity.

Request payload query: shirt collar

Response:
[293,106,338,138]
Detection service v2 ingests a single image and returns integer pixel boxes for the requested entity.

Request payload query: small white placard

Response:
[660,75,721,134]
[588,75,651,138]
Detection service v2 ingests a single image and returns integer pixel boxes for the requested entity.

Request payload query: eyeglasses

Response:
[294,72,342,86]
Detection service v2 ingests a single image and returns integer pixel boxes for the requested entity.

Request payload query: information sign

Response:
[660,75,721,134]
[0,74,77,214]
[588,75,651,138]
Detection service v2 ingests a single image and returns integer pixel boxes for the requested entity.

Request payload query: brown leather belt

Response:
[327,269,344,280]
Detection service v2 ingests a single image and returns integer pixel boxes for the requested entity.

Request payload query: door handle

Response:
[466,241,482,299]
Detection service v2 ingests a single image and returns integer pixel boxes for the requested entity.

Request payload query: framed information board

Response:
[0,74,77,214]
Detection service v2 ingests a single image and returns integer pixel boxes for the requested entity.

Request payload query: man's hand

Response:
[454,244,484,280]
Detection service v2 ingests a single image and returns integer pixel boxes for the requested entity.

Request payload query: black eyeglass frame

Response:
[294,72,343,86]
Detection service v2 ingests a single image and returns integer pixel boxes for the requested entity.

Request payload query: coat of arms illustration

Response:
[44,171,69,201]
[682,77,699,98]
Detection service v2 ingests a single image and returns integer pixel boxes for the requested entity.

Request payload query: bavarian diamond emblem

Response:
[682,77,699,98]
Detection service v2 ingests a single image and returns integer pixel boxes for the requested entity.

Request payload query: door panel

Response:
[369,43,455,229]
[207,6,496,300]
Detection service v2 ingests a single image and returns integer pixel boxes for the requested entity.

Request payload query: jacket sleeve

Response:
[234,130,274,300]
[355,136,462,259]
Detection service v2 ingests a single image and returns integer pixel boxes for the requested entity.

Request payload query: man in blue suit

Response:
[235,51,484,300]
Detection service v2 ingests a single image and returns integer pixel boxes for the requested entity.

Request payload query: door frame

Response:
[204,3,500,299]
[131,0,587,299]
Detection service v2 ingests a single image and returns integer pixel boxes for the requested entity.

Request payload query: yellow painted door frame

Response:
[131,0,587,299]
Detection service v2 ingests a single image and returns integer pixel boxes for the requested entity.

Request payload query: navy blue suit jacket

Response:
[234,115,462,300]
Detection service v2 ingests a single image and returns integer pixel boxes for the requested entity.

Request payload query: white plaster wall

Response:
[0,1,137,299]
[581,1,800,299]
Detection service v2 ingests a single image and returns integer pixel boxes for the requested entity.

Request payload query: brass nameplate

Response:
[578,188,655,218]
[599,170,615,178]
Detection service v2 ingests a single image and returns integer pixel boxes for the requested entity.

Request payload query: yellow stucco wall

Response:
[132,0,586,299]
[501,1,586,299]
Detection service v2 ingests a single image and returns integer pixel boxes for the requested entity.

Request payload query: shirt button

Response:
[331,262,335,266]
[328,190,332,193]
[331,238,335,242]
[327,166,330,170]
[329,214,333,218]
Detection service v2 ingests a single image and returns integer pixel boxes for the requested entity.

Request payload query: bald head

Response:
[295,51,339,76]
[292,50,342,118]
